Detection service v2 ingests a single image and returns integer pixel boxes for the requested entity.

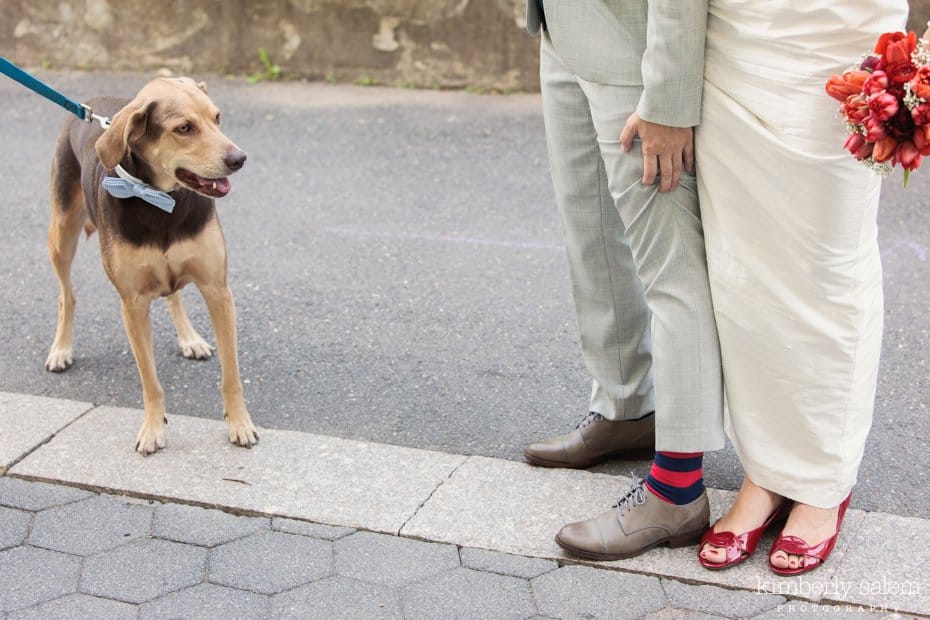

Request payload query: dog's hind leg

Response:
[46,137,87,372]
[166,291,214,360]
[121,297,168,455]
[198,282,258,448]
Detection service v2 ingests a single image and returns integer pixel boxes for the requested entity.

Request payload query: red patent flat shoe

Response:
[768,493,852,576]
[698,502,789,570]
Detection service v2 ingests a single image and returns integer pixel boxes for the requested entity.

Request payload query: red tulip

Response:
[881,32,919,83]
[914,124,930,155]
[863,71,890,96]
[844,133,874,160]
[843,94,870,123]
[826,70,870,102]
[868,92,899,121]
[875,31,917,58]
[863,115,887,141]
[911,66,930,100]
[913,103,930,126]
[894,140,922,170]
[873,136,899,162]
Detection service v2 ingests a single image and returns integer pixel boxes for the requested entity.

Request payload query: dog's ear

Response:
[95,100,156,170]
[197,81,208,94]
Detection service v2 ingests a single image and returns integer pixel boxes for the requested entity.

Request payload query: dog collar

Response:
[102,165,176,213]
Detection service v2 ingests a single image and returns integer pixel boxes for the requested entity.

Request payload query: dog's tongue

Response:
[201,176,231,196]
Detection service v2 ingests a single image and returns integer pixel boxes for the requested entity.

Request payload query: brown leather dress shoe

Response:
[555,479,709,561]
[523,412,654,468]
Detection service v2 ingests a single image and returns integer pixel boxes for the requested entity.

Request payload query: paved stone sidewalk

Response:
[0,477,901,619]
[1,393,926,618]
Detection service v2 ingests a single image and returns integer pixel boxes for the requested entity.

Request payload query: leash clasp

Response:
[81,104,111,129]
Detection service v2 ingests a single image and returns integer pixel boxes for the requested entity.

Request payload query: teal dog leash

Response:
[0,57,110,128]
[0,57,177,212]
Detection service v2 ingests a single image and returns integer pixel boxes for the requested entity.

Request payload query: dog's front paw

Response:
[45,346,74,372]
[135,420,167,455]
[227,418,259,449]
[179,337,214,360]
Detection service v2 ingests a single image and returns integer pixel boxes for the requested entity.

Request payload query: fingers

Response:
[620,115,638,152]
[659,152,681,193]
[642,149,659,187]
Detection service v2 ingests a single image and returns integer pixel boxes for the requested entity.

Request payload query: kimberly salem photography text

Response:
[756,574,922,614]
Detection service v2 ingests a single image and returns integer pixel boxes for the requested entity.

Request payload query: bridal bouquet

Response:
[826,30,930,186]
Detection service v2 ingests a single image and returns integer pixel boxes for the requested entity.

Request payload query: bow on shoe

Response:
[102,176,176,213]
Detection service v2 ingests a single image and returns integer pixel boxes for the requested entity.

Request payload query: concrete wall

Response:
[0,0,539,91]
[2,1,928,93]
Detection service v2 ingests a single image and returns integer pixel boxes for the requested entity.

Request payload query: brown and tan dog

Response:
[45,77,258,455]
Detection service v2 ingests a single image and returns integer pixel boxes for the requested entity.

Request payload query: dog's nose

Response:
[225,150,247,171]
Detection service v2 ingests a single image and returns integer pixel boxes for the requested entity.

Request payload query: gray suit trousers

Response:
[540,34,724,451]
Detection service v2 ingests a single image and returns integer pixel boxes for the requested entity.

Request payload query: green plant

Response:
[354,75,379,87]
[248,48,281,83]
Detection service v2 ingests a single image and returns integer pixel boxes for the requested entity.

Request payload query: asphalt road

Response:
[0,71,927,517]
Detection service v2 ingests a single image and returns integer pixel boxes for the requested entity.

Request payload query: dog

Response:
[44,76,258,455]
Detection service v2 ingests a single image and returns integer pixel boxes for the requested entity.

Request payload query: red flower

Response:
[879,32,919,84]
[843,94,870,123]
[886,104,916,139]
[863,71,889,96]
[844,133,874,160]
[914,124,930,155]
[913,103,930,126]
[826,70,870,101]
[868,91,899,121]
[911,66,930,100]
[875,31,917,58]
[863,115,887,141]
[894,140,922,170]
[873,136,899,162]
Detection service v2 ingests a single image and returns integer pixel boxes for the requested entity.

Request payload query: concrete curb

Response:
[2,392,928,617]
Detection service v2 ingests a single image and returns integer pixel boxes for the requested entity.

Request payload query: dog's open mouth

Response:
[176,168,231,198]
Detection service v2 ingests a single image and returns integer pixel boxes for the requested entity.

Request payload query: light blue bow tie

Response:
[102,166,176,213]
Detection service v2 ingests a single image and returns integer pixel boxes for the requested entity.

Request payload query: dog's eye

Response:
[215,113,221,126]
[175,123,193,135]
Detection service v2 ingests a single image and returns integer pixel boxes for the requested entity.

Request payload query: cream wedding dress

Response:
[697,0,909,507]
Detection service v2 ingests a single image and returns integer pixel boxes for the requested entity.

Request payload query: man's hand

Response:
[619,113,695,193]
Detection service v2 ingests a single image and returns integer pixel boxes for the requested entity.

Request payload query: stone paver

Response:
[829,511,930,617]
[0,506,31,550]
[753,602,892,618]
[532,565,668,619]
[6,593,137,620]
[139,583,269,620]
[29,495,152,556]
[271,576,402,619]
[209,530,332,595]
[0,546,82,613]
[402,567,536,620]
[459,547,558,579]
[10,406,467,534]
[80,539,207,604]
[661,579,785,618]
[0,393,92,473]
[3,405,929,620]
[335,531,460,587]
[643,610,724,619]
[153,502,269,547]
[0,477,91,511]
[272,517,356,540]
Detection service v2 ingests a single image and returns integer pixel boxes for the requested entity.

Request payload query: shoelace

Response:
[614,478,648,515]
[575,412,605,429]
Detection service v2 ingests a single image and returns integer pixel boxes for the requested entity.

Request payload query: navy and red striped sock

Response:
[644,451,705,505]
